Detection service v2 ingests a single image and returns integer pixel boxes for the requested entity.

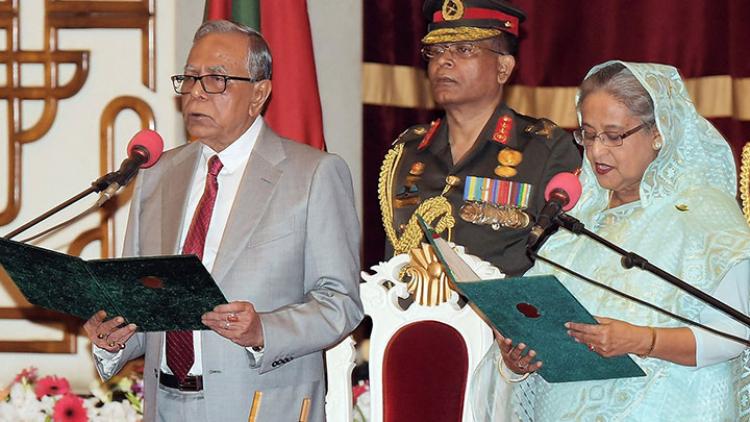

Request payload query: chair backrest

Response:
[360,245,500,422]
[382,320,469,421]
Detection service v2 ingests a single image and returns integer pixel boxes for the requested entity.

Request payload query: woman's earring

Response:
[652,139,662,150]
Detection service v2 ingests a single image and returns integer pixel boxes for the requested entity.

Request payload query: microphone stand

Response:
[554,213,750,331]
[3,172,118,241]
[528,250,750,346]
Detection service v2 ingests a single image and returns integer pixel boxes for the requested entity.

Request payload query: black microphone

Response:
[527,172,582,249]
[97,130,164,206]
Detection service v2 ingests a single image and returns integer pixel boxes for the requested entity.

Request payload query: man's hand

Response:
[202,301,264,348]
[83,310,137,352]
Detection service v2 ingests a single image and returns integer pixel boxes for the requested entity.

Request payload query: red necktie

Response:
[166,155,223,382]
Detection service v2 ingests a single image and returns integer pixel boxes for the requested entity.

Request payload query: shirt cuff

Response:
[246,346,264,368]
[92,345,124,379]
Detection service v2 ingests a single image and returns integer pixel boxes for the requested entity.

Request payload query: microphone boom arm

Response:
[555,213,750,331]
[3,185,99,241]
[529,249,750,347]
[3,168,126,240]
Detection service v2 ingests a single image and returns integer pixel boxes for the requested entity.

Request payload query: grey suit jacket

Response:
[102,125,363,421]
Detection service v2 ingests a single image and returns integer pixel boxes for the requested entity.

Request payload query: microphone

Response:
[527,172,582,249]
[97,129,164,206]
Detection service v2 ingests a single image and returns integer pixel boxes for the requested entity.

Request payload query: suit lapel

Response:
[161,143,202,254]
[211,126,285,284]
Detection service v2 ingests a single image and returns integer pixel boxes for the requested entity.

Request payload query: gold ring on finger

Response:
[108,341,116,348]
[97,333,106,339]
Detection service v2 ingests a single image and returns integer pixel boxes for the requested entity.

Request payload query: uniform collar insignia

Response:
[418,119,442,150]
[491,114,513,145]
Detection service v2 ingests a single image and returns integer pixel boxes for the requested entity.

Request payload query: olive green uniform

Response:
[380,103,581,276]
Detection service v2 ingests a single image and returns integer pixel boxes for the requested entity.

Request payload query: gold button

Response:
[498,149,523,166]
[494,166,517,178]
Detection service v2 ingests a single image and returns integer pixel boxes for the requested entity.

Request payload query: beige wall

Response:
[0,0,362,391]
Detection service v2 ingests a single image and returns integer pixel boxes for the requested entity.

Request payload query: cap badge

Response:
[441,0,464,21]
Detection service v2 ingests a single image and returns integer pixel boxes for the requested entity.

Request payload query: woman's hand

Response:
[495,330,543,374]
[566,317,652,357]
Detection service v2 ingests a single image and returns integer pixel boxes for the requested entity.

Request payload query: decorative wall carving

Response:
[0,0,155,226]
[0,1,156,353]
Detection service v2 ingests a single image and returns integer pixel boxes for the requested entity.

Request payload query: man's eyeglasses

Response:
[420,42,506,61]
[573,123,647,147]
[171,74,259,94]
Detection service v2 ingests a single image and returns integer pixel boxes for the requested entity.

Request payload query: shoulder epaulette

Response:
[523,118,560,140]
[392,123,431,146]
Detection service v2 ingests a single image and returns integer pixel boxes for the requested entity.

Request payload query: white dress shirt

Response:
[94,118,263,377]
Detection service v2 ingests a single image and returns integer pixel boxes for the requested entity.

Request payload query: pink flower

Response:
[13,367,38,383]
[53,394,88,422]
[35,375,71,399]
[131,379,144,397]
[352,380,370,403]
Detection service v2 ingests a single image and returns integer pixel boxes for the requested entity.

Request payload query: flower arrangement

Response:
[0,366,144,422]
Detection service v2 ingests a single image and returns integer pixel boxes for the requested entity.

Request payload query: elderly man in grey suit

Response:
[82,20,363,421]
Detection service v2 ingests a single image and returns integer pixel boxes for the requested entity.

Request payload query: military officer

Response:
[379,0,581,276]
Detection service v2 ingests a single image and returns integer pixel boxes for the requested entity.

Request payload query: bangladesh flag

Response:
[204,0,326,151]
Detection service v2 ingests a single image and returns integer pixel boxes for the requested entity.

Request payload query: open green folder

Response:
[0,238,227,331]
[418,217,645,383]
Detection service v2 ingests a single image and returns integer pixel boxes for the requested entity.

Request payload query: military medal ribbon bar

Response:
[463,176,533,208]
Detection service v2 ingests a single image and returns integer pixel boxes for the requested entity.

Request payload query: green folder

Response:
[418,217,645,383]
[0,238,227,331]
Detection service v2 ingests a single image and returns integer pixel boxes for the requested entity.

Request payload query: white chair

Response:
[359,244,501,422]
[325,335,356,422]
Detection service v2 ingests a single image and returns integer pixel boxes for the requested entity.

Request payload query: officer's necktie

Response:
[166,155,223,382]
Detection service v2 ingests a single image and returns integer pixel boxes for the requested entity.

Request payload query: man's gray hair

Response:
[194,20,272,81]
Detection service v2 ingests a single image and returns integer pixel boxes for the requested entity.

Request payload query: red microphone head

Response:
[544,172,582,211]
[127,129,164,168]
